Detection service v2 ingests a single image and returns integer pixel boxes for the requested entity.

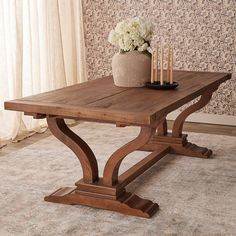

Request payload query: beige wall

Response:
[82,0,236,116]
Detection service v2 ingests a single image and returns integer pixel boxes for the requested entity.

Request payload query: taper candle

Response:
[155,47,158,82]
[170,47,173,84]
[160,46,164,85]
[151,51,154,83]
[167,46,170,83]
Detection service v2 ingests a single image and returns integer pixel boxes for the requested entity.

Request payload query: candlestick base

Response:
[146,81,179,90]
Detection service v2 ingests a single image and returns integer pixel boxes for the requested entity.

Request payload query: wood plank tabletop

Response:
[5,71,231,126]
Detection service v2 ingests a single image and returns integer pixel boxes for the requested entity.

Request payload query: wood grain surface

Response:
[4,71,231,126]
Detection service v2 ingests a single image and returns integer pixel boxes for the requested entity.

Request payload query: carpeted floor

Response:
[0,122,236,236]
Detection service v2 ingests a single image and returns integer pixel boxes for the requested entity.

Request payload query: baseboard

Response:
[167,111,236,126]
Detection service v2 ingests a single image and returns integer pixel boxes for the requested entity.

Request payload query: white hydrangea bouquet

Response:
[108,17,154,53]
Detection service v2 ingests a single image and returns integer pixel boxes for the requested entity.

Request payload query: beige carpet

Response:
[0,122,236,236]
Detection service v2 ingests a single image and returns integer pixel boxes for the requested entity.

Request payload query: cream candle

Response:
[170,47,173,84]
[155,47,158,82]
[151,51,154,83]
[160,46,164,85]
[167,46,171,83]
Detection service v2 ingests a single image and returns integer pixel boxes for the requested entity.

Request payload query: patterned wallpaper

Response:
[82,0,236,116]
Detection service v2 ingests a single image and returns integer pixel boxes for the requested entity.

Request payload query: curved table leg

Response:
[172,91,214,138]
[103,126,155,186]
[46,118,98,183]
[45,119,168,218]
[170,90,214,158]
[141,90,217,158]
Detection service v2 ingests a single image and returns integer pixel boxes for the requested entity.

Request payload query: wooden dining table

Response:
[5,70,231,218]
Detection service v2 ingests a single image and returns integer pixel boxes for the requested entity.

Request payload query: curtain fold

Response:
[0,0,87,144]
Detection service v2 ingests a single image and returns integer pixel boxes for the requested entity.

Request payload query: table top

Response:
[5,71,231,126]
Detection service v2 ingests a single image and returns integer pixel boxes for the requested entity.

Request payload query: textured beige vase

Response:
[112,50,151,87]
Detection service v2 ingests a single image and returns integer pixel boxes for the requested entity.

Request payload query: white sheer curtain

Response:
[0,0,87,144]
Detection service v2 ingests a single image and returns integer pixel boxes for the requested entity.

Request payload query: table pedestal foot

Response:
[171,141,212,158]
[44,187,159,218]
[141,134,212,159]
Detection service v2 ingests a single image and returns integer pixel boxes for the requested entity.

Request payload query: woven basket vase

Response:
[112,50,151,87]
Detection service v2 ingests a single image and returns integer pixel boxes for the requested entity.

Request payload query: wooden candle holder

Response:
[146,45,179,90]
[146,81,179,90]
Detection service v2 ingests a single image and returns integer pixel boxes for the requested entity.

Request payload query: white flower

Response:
[139,19,154,41]
[137,43,149,52]
[108,17,153,52]
[147,46,152,54]
[108,29,120,45]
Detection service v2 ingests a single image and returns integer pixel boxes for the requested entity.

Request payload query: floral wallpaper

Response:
[82,0,236,116]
